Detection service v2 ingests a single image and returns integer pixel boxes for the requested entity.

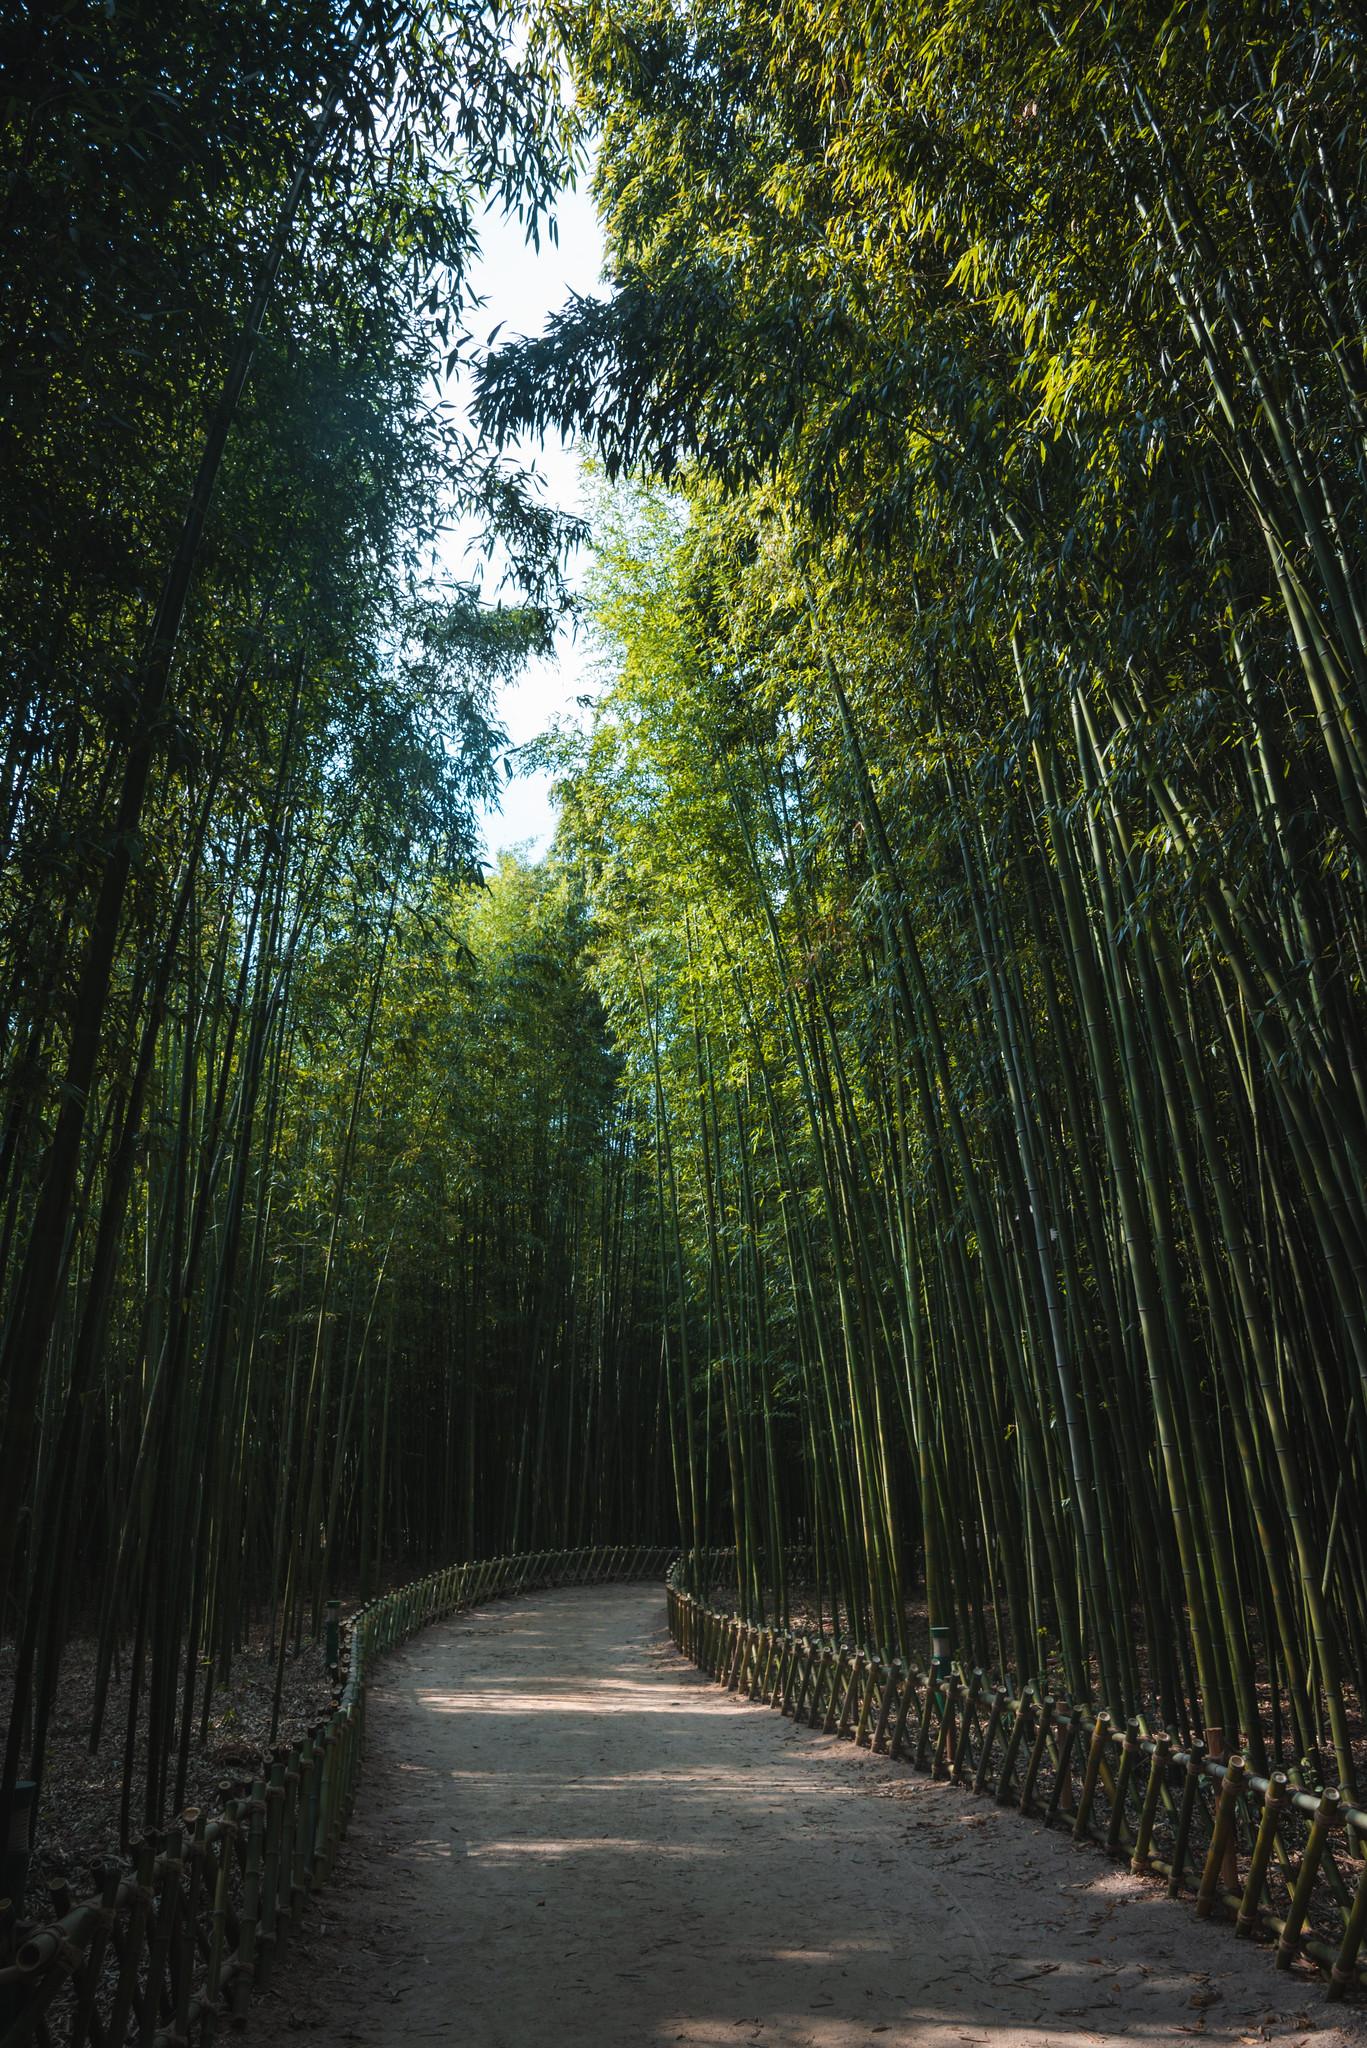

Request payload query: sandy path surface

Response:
[251,1585,1362,2048]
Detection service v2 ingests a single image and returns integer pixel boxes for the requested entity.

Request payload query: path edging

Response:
[0,1545,672,2046]
[667,1557,1367,2001]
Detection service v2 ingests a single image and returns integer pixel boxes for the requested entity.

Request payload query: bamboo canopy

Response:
[4,0,1367,1937]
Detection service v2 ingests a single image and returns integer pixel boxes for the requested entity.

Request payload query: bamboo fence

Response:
[0,1545,671,2047]
[667,1559,1367,2002]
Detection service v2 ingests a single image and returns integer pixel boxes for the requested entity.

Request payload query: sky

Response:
[447,174,607,862]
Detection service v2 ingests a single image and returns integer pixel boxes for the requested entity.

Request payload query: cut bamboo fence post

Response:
[838,1655,863,1739]
[933,1674,961,1779]
[1108,1720,1141,1852]
[1046,1705,1083,1825]
[311,1727,336,1890]
[257,1758,285,1983]
[791,1642,814,1722]
[1073,1711,1111,1841]
[73,1862,119,2043]
[145,1825,182,2042]
[801,1646,822,1729]
[854,1660,879,1748]
[277,1746,301,1948]
[1277,1788,1341,1968]
[1168,1741,1207,1898]
[177,1810,206,2039]
[779,1640,800,1717]
[109,1838,157,2043]
[204,1798,236,2016]
[1018,1694,1057,1816]
[1329,1853,1367,1997]
[1132,1733,1173,1876]
[1197,1755,1247,1916]
[974,1688,1007,1795]
[995,1690,1032,1804]
[1238,1773,1288,1937]
[774,1637,794,1712]
[801,1645,820,1728]
[913,1671,939,1773]
[726,1622,745,1691]
[871,1663,900,1754]
[952,1672,983,1786]
[293,1734,316,1910]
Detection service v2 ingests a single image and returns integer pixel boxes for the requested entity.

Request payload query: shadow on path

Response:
[250,1586,1361,2048]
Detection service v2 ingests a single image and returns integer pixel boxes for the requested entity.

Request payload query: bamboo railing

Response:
[0,1545,672,2047]
[667,1560,1367,2001]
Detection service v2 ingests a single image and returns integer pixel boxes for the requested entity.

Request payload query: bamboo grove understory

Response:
[4,0,1367,1911]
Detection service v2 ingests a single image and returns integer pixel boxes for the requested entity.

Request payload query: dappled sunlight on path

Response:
[249,1587,1362,2048]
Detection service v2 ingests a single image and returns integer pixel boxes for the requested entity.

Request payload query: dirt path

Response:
[251,1585,1361,2048]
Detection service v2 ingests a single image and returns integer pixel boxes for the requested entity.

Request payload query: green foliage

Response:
[7,0,1367,1854]
[0,0,666,1847]
[508,0,1367,1777]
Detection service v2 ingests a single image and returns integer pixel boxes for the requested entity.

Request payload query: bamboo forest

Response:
[4,0,1367,2039]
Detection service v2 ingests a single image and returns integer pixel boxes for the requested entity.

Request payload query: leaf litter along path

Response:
[250,1585,1363,2048]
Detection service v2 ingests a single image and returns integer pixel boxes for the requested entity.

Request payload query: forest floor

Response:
[0,1626,339,1885]
[246,1584,1364,2048]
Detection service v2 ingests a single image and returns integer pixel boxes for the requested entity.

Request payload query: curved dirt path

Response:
[252,1585,1360,2048]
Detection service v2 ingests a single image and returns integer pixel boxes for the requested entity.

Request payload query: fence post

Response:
[812,1647,835,1730]
[205,1796,239,2016]
[1167,1742,1207,1897]
[174,1810,206,2041]
[71,1858,120,2044]
[144,1824,183,2042]
[1329,1851,1367,1997]
[995,1688,1034,1804]
[1277,1788,1340,1968]
[951,1672,983,1782]
[1018,1694,1057,1815]
[1197,1755,1246,1915]
[871,1661,898,1754]
[914,1667,941,1772]
[933,1672,961,1777]
[109,1837,158,2044]
[1046,1705,1083,1825]
[1107,1720,1141,1851]
[258,1757,286,1984]
[973,1687,1008,1794]
[1237,1772,1287,1936]
[1132,1733,1174,1876]
[1073,1711,1112,1841]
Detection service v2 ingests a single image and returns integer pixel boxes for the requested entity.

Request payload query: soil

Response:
[0,1625,340,1895]
[707,1577,1367,1776]
[247,1583,1367,2048]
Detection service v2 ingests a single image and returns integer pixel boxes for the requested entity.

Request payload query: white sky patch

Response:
[437,172,606,862]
